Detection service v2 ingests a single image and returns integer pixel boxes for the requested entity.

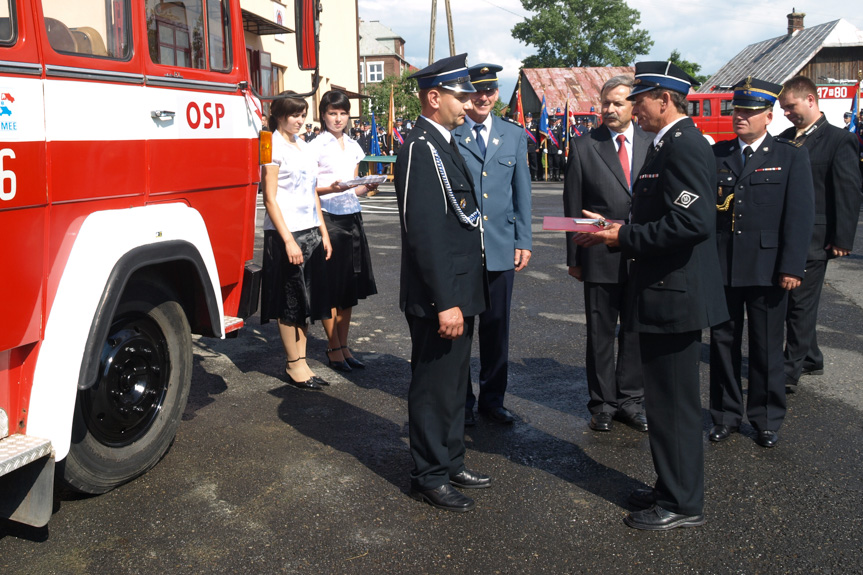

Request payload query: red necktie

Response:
[617,133,630,188]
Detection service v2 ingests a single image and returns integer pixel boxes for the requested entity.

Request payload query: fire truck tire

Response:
[61,284,192,494]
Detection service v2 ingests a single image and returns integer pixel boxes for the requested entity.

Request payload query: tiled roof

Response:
[520,67,634,113]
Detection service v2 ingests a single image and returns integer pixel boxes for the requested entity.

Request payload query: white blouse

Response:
[263,131,321,233]
[308,130,365,215]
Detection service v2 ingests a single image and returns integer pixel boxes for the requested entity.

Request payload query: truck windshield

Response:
[42,0,131,60]
[146,0,232,72]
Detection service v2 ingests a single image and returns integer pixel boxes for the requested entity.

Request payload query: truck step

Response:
[0,434,52,478]
[224,316,244,333]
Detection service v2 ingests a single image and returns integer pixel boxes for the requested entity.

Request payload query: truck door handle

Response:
[151,110,175,119]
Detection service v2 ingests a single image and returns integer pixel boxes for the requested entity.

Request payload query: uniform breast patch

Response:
[673,191,699,208]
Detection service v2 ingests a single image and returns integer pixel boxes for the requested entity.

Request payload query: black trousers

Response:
[584,282,643,416]
[466,269,514,411]
[785,259,827,382]
[640,331,704,516]
[710,285,787,431]
[528,150,538,179]
[407,314,474,490]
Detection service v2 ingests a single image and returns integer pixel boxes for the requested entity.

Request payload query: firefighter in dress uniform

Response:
[395,54,491,513]
[708,77,815,449]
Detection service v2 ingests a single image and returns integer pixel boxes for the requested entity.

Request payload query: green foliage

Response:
[361,69,421,125]
[668,49,710,86]
[512,0,653,68]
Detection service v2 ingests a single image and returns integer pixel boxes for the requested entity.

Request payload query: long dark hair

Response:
[318,90,351,135]
[268,91,308,132]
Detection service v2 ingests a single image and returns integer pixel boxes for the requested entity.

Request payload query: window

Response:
[42,0,131,59]
[687,100,700,117]
[720,99,733,116]
[703,99,712,117]
[367,62,383,83]
[0,0,15,46]
[147,0,232,72]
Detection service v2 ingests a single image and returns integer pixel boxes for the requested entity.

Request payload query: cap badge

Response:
[480,67,489,74]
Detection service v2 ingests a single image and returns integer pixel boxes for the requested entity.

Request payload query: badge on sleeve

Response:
[673,190,699,208]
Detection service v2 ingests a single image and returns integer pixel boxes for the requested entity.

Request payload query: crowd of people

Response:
[258,56,862,531]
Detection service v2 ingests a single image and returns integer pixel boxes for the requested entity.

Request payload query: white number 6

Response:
[1,148,16,201]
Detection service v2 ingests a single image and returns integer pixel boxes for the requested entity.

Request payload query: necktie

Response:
[474,124,487,158]
[742,145,753,167]
[617,133,630,188]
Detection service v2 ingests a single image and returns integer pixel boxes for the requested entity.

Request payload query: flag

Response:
[848,81,858,134]
[369,112,382,174]
[539,96,549,175]
[515,76,524,126]
[561,99,570,159]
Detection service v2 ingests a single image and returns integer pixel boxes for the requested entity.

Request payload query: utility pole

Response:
[428,0,456,65]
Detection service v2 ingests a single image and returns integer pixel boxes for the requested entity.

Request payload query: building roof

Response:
[698,19,863,93]
[359,20,407,61]
[518,67,634,113]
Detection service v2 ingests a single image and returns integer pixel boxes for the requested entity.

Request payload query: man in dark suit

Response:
[573,61,728,530]
[709,77,815,449]
[395,54,491,513]
[564,74,651,434]
[452,63,532,426]
[547,115,563,181]
[777,76,863,392]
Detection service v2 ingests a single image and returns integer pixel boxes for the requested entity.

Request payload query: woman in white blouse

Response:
[309,90,379,372]
[260,92,333,390]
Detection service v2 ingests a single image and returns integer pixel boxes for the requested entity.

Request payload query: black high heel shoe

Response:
[299,358,329,386]
[285,358,322,390]
[326,347,352,372]
[341,346,365,369]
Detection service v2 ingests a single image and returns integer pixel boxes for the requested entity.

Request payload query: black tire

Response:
[61,283,192,494]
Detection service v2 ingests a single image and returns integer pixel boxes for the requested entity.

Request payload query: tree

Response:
[512,0,653,68]
[362,69,421,126]
[668,49,710,86]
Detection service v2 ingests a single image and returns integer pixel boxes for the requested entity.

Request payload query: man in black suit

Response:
[709,77,815,449]
[777,76,863,392]
[395,54,491,513]
[564,74,651,434]
[573,61,728,530]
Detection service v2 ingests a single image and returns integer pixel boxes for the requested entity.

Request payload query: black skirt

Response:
[261,227,331,325]
[323,211,378,310]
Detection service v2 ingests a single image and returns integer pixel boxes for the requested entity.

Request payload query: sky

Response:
[356,0,863,101]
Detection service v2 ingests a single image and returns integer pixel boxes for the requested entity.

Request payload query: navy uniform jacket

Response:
[618,117,728,334]
[564,123,653,283]
[452,116,532,272]
[713,134,815,286]
[395,116,487,319]
[779,114,862,260]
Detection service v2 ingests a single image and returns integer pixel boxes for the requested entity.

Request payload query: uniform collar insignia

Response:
[492,138,499,146]
[465,136,471,143]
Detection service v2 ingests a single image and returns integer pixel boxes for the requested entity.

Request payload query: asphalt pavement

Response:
[2,182,862,574]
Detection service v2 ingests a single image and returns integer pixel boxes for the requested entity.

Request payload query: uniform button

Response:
[482,171,488,177]
[738,185,744,190]
[483,193,488,198]
[483,215,488,221]
[658,281,665,286]
[736,230,742,234]
[737,200,742,204]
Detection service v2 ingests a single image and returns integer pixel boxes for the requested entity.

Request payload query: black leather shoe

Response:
[801,366,823,376]
[617,412,648,432]
[450,469,491,489]
[479,406,516,424]
[709,424,738,442]
[341,347,365,369]
[628,488,658,510]
[785,378,798,394]
[410,484,475,512]
[464,409,476,427]
[756,430,779,448]
[624,505,705,531]
[326,348,352,372]
[309,376,329,387]
[589,412,613,432]
[286,376,323,391]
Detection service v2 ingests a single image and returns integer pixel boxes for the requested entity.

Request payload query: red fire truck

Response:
[688,84,857,142]
[0,0,319,526]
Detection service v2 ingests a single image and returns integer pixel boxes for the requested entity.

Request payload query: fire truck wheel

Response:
[61,285,192,494]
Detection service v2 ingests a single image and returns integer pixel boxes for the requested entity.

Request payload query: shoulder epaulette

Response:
[774,137,799,147]
[500,116,520,126]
